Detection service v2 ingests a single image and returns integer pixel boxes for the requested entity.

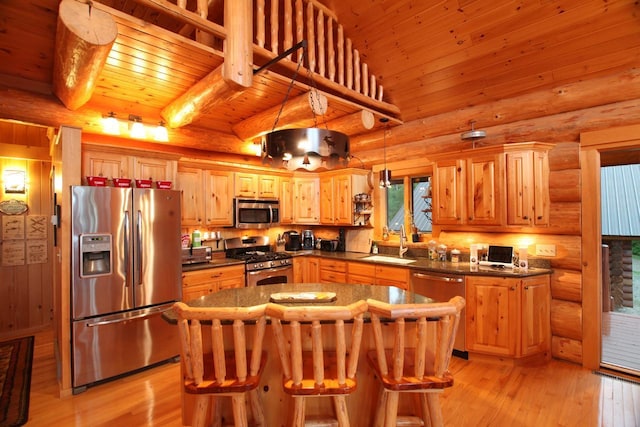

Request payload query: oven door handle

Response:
[247,265,292,276]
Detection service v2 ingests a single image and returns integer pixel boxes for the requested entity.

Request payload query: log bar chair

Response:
[366,296,466,427]
[266,300,368,427]
[173,302,268,427]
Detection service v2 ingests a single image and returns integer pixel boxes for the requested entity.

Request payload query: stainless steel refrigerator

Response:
[70,185,182,392]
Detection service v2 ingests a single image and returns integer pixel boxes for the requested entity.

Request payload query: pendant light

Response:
[261,40,350,171]
[379,118,391,188]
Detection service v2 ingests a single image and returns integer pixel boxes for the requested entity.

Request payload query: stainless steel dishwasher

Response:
[410,270,467,358]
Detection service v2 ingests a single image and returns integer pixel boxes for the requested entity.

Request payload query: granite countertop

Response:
[182,250,552,278]
[164,282,432,323]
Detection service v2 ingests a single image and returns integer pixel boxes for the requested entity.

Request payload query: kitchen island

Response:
[167,283,436,426]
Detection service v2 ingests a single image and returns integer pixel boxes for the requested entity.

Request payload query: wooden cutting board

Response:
[345,229,372,253]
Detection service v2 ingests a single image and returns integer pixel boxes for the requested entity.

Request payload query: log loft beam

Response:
[52,0,117,110]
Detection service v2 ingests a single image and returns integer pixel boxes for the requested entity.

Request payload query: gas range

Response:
[225,236,292,272]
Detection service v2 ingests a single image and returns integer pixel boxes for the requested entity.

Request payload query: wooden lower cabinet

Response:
[374,265,410,290]
[319,259,347,283]
[347,261,375,285]
[181,265,245,301]
[465,275,550,358]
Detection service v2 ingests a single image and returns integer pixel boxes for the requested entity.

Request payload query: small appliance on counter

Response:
[181,246,213,265]
[302,230,315,250]
[283,230,302,251]
[320,239,340,252]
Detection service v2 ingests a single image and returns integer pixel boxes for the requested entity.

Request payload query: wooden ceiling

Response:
[0,0,639,166]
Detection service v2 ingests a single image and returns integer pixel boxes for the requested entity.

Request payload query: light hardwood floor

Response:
[26,329,639,426]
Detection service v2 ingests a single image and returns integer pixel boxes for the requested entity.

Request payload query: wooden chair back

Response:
[367,296,465,387]
[266,300,368,393]
[173,301,268,393]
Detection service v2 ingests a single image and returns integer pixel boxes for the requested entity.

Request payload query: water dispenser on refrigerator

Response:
[80,234,112,277]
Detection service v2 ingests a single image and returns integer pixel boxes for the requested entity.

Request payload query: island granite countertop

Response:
[163,282,433,324]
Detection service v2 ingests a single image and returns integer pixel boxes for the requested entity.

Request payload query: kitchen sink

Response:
[361,255,416,264]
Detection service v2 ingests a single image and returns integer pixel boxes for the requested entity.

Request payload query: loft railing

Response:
[254,0,385,103]
[124,0,386,106]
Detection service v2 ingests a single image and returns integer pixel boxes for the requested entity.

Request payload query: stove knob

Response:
[258,263,264,269]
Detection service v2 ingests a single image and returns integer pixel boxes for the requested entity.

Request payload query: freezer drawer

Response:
[72,304,179,390]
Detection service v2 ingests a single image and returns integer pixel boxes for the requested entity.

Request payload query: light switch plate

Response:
[535,244,556,256]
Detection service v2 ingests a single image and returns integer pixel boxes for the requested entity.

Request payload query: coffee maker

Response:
[302,230,315,250]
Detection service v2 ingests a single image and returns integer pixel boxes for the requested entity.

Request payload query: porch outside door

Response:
[600,161,640,375]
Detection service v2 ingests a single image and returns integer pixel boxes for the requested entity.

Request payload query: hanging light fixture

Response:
[260,40,350,171]
[379,118,391,188]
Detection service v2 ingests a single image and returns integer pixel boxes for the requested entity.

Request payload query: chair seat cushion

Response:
[367,348,453,391]
[282,351,358,396]
[185,350,267,394]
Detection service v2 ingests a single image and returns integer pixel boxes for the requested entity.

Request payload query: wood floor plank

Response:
[23,329,640,426]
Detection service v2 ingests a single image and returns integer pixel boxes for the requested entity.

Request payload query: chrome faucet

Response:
[399,225,408,258]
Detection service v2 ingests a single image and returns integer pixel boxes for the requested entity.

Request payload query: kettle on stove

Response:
[283,230,302,251]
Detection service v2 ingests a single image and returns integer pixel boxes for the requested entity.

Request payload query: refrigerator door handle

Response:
[136,210,143,286]
[85,305,173,327]
[124,210,131,287]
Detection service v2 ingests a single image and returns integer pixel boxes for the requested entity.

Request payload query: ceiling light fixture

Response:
[129,114,146,139]
[154,121,169,142]
[460,120,486,148]
[260,40,350,171]
[379,118,391,188]
[102,112,120,135]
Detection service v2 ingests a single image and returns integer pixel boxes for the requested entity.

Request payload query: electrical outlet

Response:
[535,244,556,257]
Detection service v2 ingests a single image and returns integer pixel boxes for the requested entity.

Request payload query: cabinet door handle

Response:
[524,286,529,290]
[523,216,528,220]
[510,286,516,291]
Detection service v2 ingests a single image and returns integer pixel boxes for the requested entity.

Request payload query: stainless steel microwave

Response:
[234,198,280,229]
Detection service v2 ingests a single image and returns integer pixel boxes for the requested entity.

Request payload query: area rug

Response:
[0,336,34,426]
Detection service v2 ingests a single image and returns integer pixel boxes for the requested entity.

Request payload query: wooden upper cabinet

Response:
[235,172,280,198]
[466,153,504,225]
[82,148,177,183]
[133,157,177,182]
[177,166,203,226]
[234,172,258,198]
[177,166,233,227]
[319,170,369,225]
[279,176,293,224]
[432,142,552,230]
[82,150,132,180]
[258,174,279,198]
[204,170,233,226]
[292,176,320,224]
[506,150,550,226]
[432,158,465,225]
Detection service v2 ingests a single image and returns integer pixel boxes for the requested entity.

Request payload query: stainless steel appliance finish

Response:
[225,236,293,286]
[302,230,314,250]
[234,198,280,229]
[410,270,467,357]
[181,246,212,265]
[71,186,182,391]
[283,230,301,251]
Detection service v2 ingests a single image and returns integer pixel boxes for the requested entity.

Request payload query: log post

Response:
[52,0,118,110]
[223,0,253,88]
